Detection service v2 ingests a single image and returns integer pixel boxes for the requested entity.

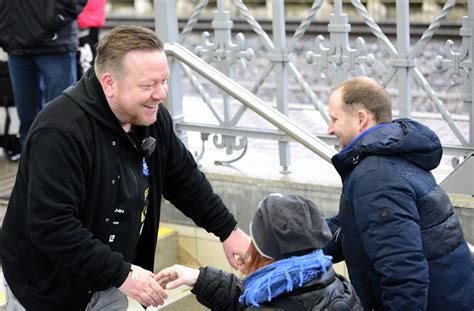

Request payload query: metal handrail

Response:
[164,42,336,163]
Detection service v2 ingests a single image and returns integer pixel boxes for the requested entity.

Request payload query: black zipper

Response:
[123,154,143,258]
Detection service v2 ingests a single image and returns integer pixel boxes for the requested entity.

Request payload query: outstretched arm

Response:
[159,105,242,261]
[156,265,245,311]
[155,264,200,289]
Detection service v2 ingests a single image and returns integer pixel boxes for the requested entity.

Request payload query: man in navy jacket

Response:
[324,76,473,310]
[0,25,250,310]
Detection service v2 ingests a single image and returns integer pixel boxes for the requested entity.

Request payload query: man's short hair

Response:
[95,25,164,76]
[335,76,392,124]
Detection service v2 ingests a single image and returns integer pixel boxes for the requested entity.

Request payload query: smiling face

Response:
[101,49,169,132]
[326,77,393,150]
[327,88,361,150]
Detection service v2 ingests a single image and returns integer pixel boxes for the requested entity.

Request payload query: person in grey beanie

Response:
[156,193,362,310]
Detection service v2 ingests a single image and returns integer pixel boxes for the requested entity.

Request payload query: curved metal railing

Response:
[164,42,336,163]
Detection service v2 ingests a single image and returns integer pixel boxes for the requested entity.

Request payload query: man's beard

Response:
[130,112,158,126]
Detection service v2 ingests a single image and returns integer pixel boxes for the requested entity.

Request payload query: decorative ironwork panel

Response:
[155,0,472,173]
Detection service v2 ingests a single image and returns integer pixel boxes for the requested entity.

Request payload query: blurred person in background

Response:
[0,48,21,161]
[0,0,86,147]
[77,0,106,78]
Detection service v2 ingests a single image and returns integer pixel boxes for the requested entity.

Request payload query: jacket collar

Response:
[332,118,442,179]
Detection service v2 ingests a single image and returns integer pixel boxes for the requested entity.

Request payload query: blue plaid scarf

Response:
[239,250,333,307]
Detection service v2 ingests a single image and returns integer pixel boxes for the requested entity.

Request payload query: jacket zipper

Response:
[123,156,143,258]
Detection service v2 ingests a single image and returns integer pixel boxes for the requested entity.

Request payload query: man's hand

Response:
[118,264,168,307]
[222,227,251,269]
[155,264,200,290]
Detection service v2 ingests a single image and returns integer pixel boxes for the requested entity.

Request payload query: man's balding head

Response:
[333,76,392,124]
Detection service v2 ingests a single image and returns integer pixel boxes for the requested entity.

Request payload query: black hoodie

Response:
[0,68,237,310]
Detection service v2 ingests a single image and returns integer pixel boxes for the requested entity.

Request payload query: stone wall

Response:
[160,171,474,246]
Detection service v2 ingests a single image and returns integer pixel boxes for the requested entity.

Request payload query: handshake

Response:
[118,227,250,308]
[118,263,231,308]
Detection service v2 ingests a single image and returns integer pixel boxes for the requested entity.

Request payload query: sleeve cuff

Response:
[217,220,238,242]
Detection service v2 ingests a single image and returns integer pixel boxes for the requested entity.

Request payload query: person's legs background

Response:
[7,54,43,147]
[37,52,77,102]
[7,52,77,146]
[77,28,100,77]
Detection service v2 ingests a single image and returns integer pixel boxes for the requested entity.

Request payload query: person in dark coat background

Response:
[0,0,87,146]
[0,25,250,310]
[324,76,473,310]
[156,193,362,310]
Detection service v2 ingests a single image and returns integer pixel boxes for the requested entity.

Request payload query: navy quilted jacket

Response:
[324,119,473,310]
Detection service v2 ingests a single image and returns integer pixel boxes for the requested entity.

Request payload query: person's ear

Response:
[100,73,115,98]
[357,109,371,132]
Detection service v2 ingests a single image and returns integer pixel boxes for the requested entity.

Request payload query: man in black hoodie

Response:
[0,25,250,310]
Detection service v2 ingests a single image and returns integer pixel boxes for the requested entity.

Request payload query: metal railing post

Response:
[154,0,187,144]
[164,43,336,162]
[272,0,291,173]
[469,0,474,146]
[396,0,412,118]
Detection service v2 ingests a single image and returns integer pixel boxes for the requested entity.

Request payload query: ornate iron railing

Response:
[154,0,474,174]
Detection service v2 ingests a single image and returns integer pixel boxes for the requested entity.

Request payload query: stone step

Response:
[157,288,208,311]
[0,271,5,310]
[154,227,180,273]
[0,205,5,230]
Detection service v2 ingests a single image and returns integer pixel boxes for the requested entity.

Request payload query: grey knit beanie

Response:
[250,193,332,260]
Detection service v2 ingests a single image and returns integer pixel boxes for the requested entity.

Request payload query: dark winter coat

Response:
[0,68,237,310]
[0,0,87,55]
[191,266,362,310]
[324,119,474,310]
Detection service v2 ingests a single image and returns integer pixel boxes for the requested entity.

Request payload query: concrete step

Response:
[154,228,180,273]
[157,288,208,311]
[0,205,6,230]
[0,270,5,310]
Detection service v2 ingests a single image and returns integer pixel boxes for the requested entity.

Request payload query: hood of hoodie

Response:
[62,67,127,135]
[332,118,442,178]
